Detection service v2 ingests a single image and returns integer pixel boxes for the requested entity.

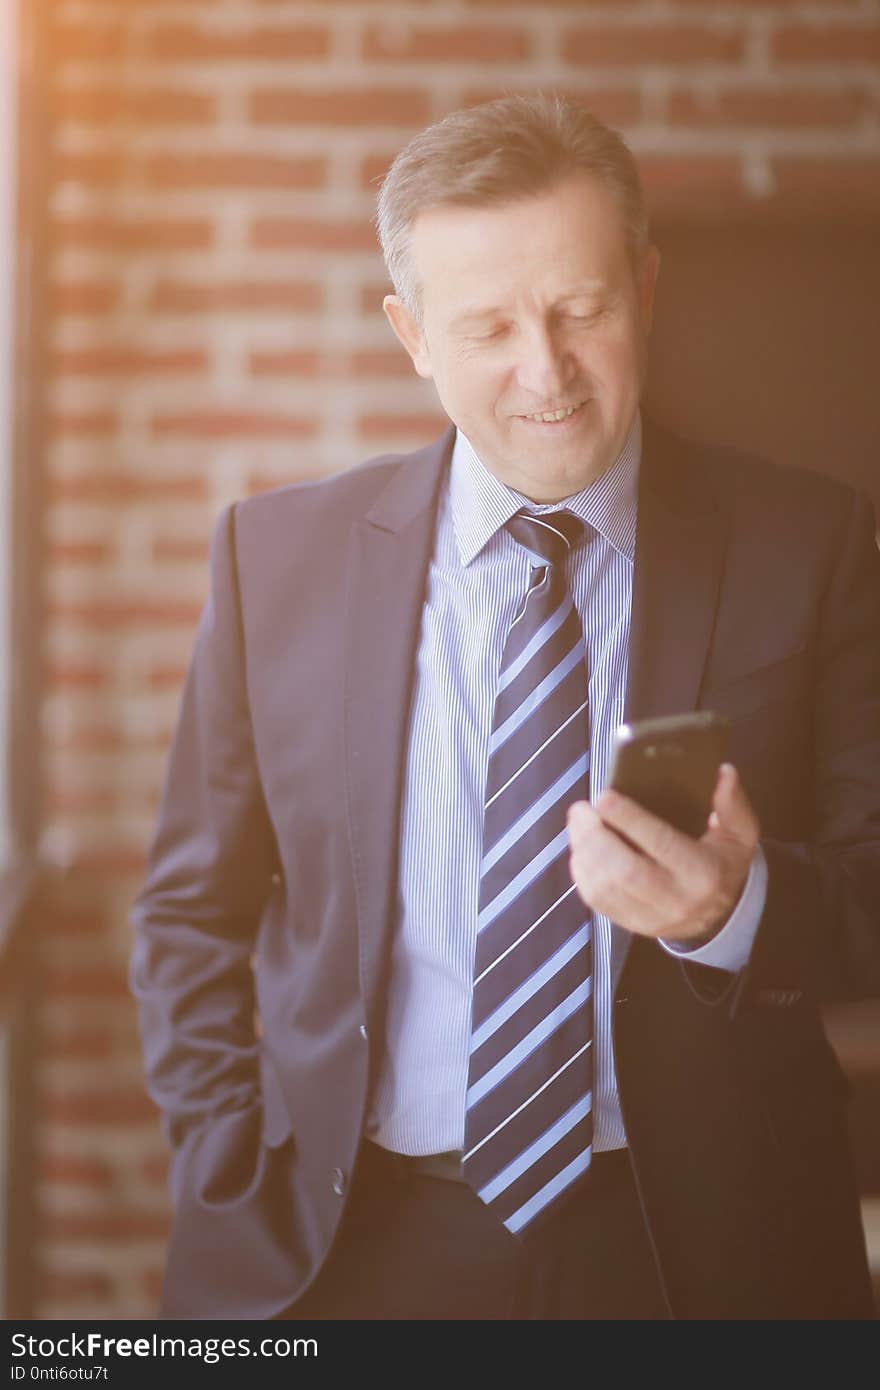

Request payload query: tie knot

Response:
[506,509,586,569]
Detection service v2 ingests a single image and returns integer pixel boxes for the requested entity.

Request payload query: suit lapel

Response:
[344,426,455,1014]
[625,416,730,724]
[615,415,731,985]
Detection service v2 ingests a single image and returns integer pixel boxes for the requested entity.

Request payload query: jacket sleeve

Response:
[129,502,278,1147]
[726,484,880,1013]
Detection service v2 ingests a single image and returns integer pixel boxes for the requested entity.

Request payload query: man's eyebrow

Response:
[449,306,502,331]
[555,281,608,303]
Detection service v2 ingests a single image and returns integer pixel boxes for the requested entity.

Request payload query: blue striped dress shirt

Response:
[366,408,767,1155]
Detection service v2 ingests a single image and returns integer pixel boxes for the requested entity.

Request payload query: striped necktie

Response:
[462,508,594,1237]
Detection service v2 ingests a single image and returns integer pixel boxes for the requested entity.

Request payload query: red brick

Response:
[142,1267,164,1307]
[48,541,114,566]
[71,847,151,876]
[40,905,108,939]
[39,1155,115,1188]
[152,410,318,439]
[141,1153,170,1186]
[638,154,743,203]
[43,966,129,1002]
[56,87,217,126]
[457,86,642,128]
[48,411,116,437]
[360,283,393,316]
[40,1030,115,1060]
[53,151,125,187]
[47,725,170,754]
[247,473,297,496]
[248,349,325,377]
[252,218,378,253]
[362,23,529,63]
[773,23,880,64]
[50,475,207,503]
[561,24,745,66]
[52,217,212,252]
[350,349,412,379]
[668,0,859,6]
[38,1211,167,1242]
[53,23,127,64]
[152,280,323,314]
[45,662,109,690]
[145,152,327,191]
[463,0,646,6]
[47,785,119,815]
[668,85,867,129]
[250,88,431,127]
[152,539,210,564]
[44,1028,118,1056]
[771,156,880,213]
[39,1272,115,1303]
[50,283,120,316]
[357,413,449,441]
[149,24,329,62]
[47,600,204,629]
[361,153,397,191]
[146,665,191,688]
[52,348,207,376]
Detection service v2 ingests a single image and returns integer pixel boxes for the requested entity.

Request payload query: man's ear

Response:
[638,244,661,336]
[383,294,433,380]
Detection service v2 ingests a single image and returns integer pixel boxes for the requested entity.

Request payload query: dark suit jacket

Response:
[130,415,880,1319]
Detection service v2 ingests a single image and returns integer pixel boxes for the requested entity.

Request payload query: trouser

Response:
[284,1139,670,1319]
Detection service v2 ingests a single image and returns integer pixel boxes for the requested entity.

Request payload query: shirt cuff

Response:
[659,843,768,974]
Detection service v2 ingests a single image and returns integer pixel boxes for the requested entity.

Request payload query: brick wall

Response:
[35,0,880,1317]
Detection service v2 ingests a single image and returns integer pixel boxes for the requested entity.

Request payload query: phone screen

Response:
[606,712,729,838]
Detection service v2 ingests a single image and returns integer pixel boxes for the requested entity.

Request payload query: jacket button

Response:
[270,871,281,886]
[331,1167,346,1196]
[359,1023,368,1041]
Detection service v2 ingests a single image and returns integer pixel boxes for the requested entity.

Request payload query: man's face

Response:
[384,174,660,502]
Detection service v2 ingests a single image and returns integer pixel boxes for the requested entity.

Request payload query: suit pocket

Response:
[186,1106,266,1208]
[171,1052,295,1211]
[737,1008,849,1168]
[701,646,808,724]
[259,1045,296,1149]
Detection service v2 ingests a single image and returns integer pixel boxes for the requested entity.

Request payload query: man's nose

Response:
[515,322,574,402]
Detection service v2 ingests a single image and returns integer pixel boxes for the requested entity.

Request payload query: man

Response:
[130,94,880,1319]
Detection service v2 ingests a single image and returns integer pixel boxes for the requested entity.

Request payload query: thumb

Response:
[709,763,759,843]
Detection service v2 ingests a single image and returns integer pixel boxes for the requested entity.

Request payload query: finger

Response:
[567,802,646,872]
[711,764,760,844]
[567,805,679,917]
[568,839,676,936]
[591,789,704,877]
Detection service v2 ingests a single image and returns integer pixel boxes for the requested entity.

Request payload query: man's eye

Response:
[474,325,508,342]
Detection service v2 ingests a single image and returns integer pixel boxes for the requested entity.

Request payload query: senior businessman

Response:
[131,94,880,1320]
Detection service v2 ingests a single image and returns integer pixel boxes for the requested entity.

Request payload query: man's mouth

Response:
[518,400,587,424]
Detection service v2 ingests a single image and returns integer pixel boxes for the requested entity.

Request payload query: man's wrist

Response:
[659,846,768,971]
[675,916,726,950]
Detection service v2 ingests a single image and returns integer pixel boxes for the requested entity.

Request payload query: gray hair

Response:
[375,93,649,323]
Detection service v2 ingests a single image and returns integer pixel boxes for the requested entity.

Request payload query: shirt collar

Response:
[449,408,641,567]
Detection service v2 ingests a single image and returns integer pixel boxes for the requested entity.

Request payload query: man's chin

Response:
[495,454,608,502]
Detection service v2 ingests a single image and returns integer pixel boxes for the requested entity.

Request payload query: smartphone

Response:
[605,711,730,839]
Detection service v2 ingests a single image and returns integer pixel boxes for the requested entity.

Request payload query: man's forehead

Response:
[411,181,628,276]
